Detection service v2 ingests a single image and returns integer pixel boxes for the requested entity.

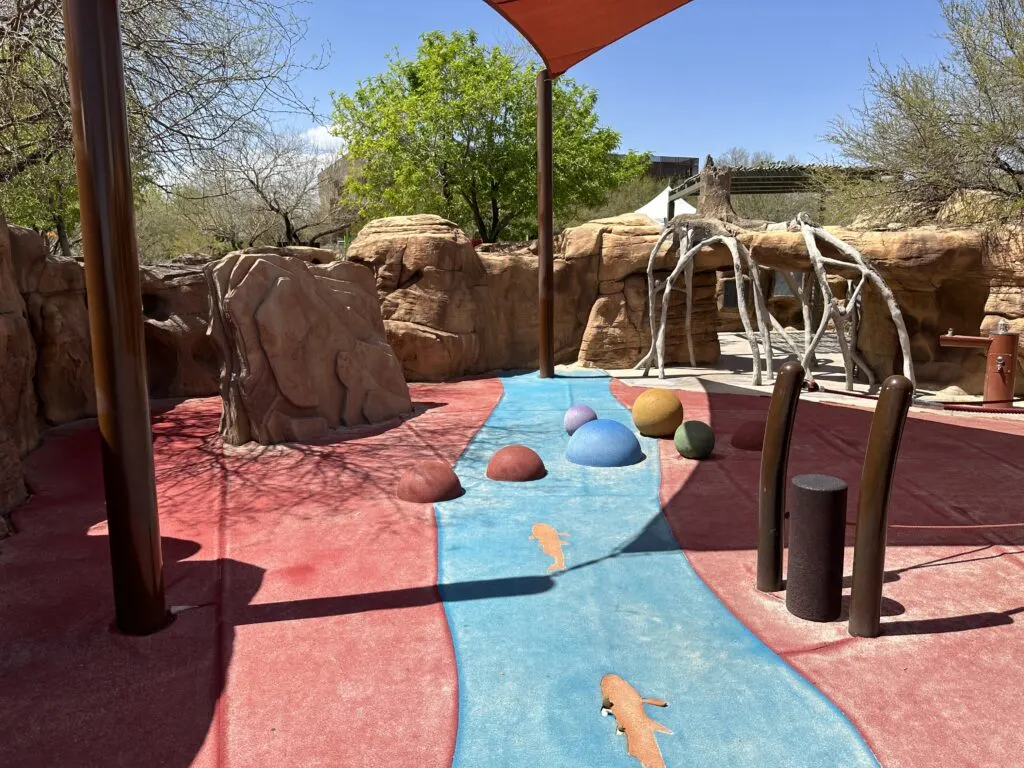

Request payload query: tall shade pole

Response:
[63,0,168,635]
[536,69,555,378]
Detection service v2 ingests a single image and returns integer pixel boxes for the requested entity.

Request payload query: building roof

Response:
[484,0,697,76]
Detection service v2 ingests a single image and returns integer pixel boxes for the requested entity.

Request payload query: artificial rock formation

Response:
[9,224,94,424]
[735,226,993,389]
[347,214,603,380]
[206,252,412,445]
[571,215,720,370]
[346,213,720,380]
[0,219,35,513]
[140,265,219,399]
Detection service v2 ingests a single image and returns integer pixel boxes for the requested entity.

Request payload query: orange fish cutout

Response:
[600,674,672,768]
[529,523,570,572]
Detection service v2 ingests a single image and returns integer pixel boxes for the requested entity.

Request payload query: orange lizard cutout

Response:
[529,523,570,572]
[600,674,671,768]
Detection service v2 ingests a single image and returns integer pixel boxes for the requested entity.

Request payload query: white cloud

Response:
[303,125,344,153]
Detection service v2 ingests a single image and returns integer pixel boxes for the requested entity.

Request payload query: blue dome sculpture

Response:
[566,419,644,467]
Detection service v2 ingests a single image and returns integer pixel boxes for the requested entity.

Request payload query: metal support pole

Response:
[757,360,805,592]
[786,474,848,622]
[536,69,554,378]
[984,330,1019,409]
[63,0,168,635]
[849,374,913,638]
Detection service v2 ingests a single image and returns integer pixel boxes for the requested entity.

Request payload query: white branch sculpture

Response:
[634,212,916,392]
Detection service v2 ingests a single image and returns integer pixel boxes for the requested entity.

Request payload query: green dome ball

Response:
[674,420,715,460]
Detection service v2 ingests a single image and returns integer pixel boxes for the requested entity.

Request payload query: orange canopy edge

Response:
[484,0,697,76]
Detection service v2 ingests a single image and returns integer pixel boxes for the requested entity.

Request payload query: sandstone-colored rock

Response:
[382,321,479,383]
[239,245,337,264]
[475,245,599,372]
[740,227,986,287]
[347,216,492,381]
[984,286,1024,319]
[9,225,94,424]
[595,214,677,283]
[578,270,719,369]
[140,265,220,399]
[0,221,39,458]
[348,217,600,380]
[562,222,604,261]
[347,215,485,295]
[206,252,411,445]
[936,189,1005,226]
[717,225,998,391]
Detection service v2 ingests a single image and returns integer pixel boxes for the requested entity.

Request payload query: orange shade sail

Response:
[485,0,697,76]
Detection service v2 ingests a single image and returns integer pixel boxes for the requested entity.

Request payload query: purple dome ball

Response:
[564,404,598,435]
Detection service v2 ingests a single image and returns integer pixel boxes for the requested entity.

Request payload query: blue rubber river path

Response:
[435,372,878,768]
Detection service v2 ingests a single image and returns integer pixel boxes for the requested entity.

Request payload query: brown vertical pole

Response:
[536,69,554,378]
[983,331,1019,408]
[849,374,913,638]
[64,0,168,635]
[757,360,804,592]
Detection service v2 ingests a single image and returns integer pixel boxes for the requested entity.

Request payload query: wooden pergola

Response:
[64,0,699,634]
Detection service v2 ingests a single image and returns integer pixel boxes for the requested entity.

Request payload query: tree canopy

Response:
[0,0,323,255]
[330,31,649,243]
[828,0,1024,225]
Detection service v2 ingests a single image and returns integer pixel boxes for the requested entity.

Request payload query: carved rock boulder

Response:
[206,253,412,446]
[140,265,220,398]
[0,220,36,513]
[9,224,95,424]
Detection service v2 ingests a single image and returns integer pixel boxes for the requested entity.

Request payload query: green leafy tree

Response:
[330,31,649,242]
[0,151,79,257]
[827,0,1024,225]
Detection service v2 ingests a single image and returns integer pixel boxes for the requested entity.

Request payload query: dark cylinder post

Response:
[63,0,168,635]
[786,474,848,622]
[757,360,805,592]
[849,374,914,638]
[536,68,554,378]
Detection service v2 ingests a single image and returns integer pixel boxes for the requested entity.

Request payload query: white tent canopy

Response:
[635,185,695,225]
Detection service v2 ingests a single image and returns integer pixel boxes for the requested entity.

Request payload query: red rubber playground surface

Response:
[2,375,1023,767]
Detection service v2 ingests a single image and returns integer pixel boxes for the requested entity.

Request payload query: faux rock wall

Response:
[0,222,222,515]
[567,216,719,369]
[735,227,1002,390]
[346,213,722,381]
[11,224,95,424]
[0,219,34,516]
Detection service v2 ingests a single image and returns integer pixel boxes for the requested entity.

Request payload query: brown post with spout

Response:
[63,0,168,634]
[849,374,914,637]
[757,360,805,592]
[537,69,554,378]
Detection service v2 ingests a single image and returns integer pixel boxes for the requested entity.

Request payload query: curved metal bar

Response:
[757,360,806,592]
[848,375,914,637]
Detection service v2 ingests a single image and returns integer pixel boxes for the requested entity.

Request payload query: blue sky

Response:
[293,0,951,162]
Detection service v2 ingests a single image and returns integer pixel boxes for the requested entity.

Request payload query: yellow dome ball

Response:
[631,388,684,437]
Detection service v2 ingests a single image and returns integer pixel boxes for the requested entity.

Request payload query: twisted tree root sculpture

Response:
[634,212,916,391]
